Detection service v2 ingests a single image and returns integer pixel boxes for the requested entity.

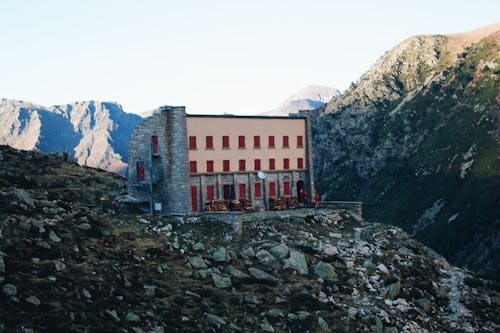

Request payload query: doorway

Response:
[223,184,235,200]
[296,180,304,202]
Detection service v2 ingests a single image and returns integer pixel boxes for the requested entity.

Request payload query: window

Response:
[254,183,262,197]
[206,136,213,149]
[269,181,276,197]
[189,136,197,150]
[191,186,198,212]
[239,159,246,171]
[189,161,197,173]
[239,184,246,199]
[297,158,304,169]
[136,162,145,182]
[268,135,275,148]
[269,158,275,170]
[254,159,261,171]
[222,136,230,148]
[206,160,214,173]
[283,135,289,148]
[254,136,261,148]
[207,185,215,201]
[297,135,303,147]
[152,135,159,155]
[223,160,230,172]
[284,181,290,196]
[238,136,245,148]
[283,158,290,170]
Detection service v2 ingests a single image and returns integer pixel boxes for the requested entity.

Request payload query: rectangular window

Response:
[254,159,261,171]
[206,160,214,173]
[239,159,246,171]
[254,183,262,197]
[269,158,275,170]
[297,135,303,147]
[189,136,197,150]
[283,158,290,170]
[152,135,159,155]
[283,135,289,148]
[239,184,246,199]
[254,136,260,148]
[206,136,213,149]
[223,160,230,172]
[189,161,197,173]
[297,158,304,169]
[284,181,290,196]
[207,185,215,201]
[269,181,276,197]
[238,135,245,148]
[191,186,198,212]
[136,162,145,182]
[222,135,230,148]
[268,135,275,148]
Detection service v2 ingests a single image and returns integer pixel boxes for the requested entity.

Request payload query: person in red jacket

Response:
[314,193,321,209]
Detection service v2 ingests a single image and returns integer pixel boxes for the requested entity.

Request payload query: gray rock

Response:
[212,247,230,262]
[267,308,284,318]
[48,231,61,243]
[260,323,275,332]
[25,296,41,306]
[81,289,92,299]
[3,284,17,296]
[241,246,256,258]
[211,273,232,289]
[206,313,226,327]
[105,309,120,322]
[283,249,308,275]
[0,257,4,274]
[244,295,261,304]
[318,316,329,331]
[296,311,311,320]
[416,298,431,312]
[377,263,389,275]
[189,256,208,269]
[387,280,400,299]
[269,243,290,260]
[77,223,92,231]
[248,267,278,282]
[54,261,66,271]
[126,312,141,322]
[143,285,157,296]
[256,249,278,267]
[12,188,35,209]
[314,261,337,281]
[193,242,205,251]
[225,265,250,279]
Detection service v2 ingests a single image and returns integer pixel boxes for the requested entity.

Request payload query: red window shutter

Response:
[269,182,276,197]
[207,160,214,173]
[255,183,262,197]
[284,181,290,196]
[189,136,197,149]
[254,136,260,148]
[268,135,275,148]
[239,159,246,171]
[238,136,245,148]
[152,135,159,155]
[254,159,261,171]
[207,185,215,201]
[284,158,290,170]
[189,161,197,173]
[269,158,275,170]
[283,135,289,147]
[239,184,246,199]
[223,160,230,172]
[297,158,304,169]
[206,136,213,149]
[222,136,230,148]
[190,186,198,212]
[297,135,303,147]
[136,162,145,182]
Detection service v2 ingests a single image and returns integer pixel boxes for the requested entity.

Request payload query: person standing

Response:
[113,199,119,217]
[314,193,320,209]
[303,191,308,208]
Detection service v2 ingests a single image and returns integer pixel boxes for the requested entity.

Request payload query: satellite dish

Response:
[257,171,266,179]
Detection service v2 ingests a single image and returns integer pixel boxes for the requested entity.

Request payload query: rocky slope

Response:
[1,145,499,332]
[0,99,143,176]
[312,24,500,280]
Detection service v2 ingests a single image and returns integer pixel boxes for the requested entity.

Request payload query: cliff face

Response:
[0,100,143,176]
[312,26,500,279]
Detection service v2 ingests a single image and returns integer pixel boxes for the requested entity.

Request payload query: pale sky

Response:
[0,0,498,115]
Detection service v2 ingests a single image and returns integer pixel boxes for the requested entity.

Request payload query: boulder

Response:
[248,267,278,283]
[314,261,337,281]
[3,284,17,297]
[283,249,308,275]
[256,249,278,267]
[12,188,35,209]
[212,247,230,262]
[211,273,232,289]
[189,256,208,270]
[269,243,290,260]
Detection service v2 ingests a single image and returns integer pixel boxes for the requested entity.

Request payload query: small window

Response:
[254,183,262,197]
[297,158,304,169]
[284,181,290,196]
[269,158,275,170]
[223,160,230,172]
[283,135,289,148]
[269,181,276,197]
[254,159,261,171]
[189,161,197,173]
[189,136,197,150]
[207,185,215,201]
[297,135,303,148]
[239,184,246,199]
[136,161,145,182]
[152,135,159,155]
[222,136,230,148]
[206,136,213,149]
[238,136,245,148]
[206,160,214,173]
[239,159,246,171]
[268,135,275,148]
[283,158,290,170]
[254,136,260,148]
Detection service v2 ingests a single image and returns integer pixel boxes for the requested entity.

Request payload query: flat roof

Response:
[186,114,306,120]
